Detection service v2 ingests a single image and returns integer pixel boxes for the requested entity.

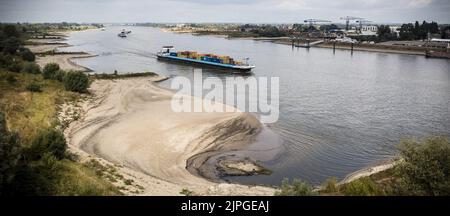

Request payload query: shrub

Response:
[7,60,22,73]
[0,53,14,69]
[340,177,383,196]
[322,177,339,193]
[30,129,67,160]
[63,71,89,93]
[25,82,42,92]
[180,188,195,196]
[5,74,17,84]
[0,112,23,195]
[124,179,133,185]
[275,178,317,196]
[19,48,35,62]
[42,63,60,79]
[1,37,21,54]
[21,62,41,74]
[2,25,19,38]
[396,136,450,196]
[54,69,66,82]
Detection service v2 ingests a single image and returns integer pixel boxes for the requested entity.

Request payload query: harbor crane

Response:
[340,16,363,31]
[356,19,373,33]
[304,19,331,27]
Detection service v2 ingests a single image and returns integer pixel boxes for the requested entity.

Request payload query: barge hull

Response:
[157,55,254,72]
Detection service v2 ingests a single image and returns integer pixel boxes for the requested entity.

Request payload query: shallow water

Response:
[61,26,450,185]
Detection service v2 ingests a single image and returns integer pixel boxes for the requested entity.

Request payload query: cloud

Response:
[167,0,266,5]
[0,0,449,23]
[273,0,434,10]
[408,0,432,8]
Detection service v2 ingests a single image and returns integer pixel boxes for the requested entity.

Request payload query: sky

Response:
[0,0,449,24]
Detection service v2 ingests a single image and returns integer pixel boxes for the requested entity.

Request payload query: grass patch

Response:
[1,70,120,195]
[52,160,122,196]
[84,159,124,182]
[275,178,318,196]
[0,70,78,144]
[25,82,42,92]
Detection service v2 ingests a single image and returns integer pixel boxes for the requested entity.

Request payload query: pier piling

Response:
[333,42,336,54]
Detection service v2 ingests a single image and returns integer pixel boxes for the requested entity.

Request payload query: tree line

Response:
[1,24,90,93]
[399,21,440,40]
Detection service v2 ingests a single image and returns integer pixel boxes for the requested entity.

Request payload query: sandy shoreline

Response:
[340,159,397,184]
[62,76,276,195]
[26,31,95,72]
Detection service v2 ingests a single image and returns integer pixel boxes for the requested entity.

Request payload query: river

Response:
[61,26,450,186]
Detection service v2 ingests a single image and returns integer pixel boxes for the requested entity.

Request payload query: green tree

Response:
[440,26,450,39]
[54,69,66,82]
[399,23,415,40]
[399,21,440,40]
[413,21,421,38]
[30,129,67,160]
[250,25,287,37]
[2,25,19,38]
[21,62,41,74]
[42,63,60,79]
[63,71,90,93]
[378,25,391,35]
[0,112,23,195]
[25,82,42,92]
[7,57,22,72]
[19,48,35,62]
[396,136,450,196]
[376,25,398,42]
[1,37,21,54]
[0,53,13,68]
[275,178,317,196]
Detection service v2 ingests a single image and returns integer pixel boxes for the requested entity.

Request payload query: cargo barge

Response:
[157,46,255,72]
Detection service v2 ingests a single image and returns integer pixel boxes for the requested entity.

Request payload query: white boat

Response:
[118,31,127,38]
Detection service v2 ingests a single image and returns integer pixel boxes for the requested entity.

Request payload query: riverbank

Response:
[62,75,276,195]
[316,42,427,55]
[25,30,95,72]
[340,159,397,184]
[265,39,429,55]
[164,28,437,56]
